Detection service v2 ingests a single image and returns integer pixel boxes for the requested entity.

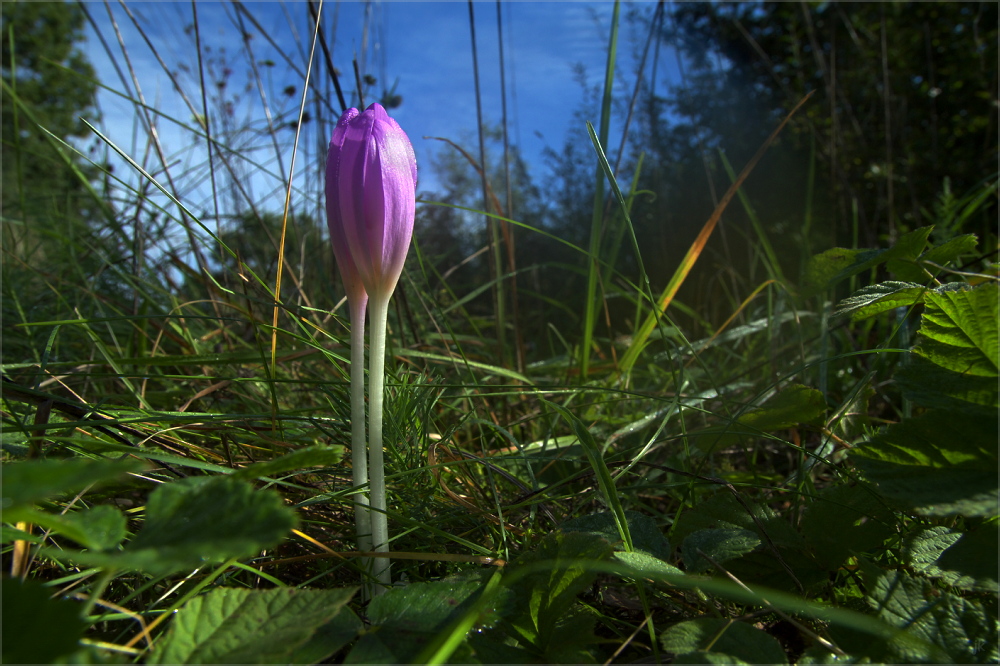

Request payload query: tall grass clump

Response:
[2,2,997,664]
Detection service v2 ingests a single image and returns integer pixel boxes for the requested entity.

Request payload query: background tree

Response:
[2,0,101,236]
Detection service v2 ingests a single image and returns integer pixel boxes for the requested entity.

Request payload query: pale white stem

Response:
[367,293,392,592]
[348,297,372,583]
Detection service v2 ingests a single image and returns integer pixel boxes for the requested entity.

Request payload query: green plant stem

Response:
[368,293,392,592]
[348,296,372,580]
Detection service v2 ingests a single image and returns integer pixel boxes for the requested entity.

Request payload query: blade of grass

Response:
[580,0,620,380]
[618,91,815,375]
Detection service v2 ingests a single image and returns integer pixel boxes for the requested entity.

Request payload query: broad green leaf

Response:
[2,578,87,664]
[49,476,297,575]
[917,233,979,269]
[855,570,998,663]
[613,550,683,579]
[699,385,826,451]
[660,618,788,665]
[800,485,895,571]
[895,357,998,410]
[501,530,613,663]
[0,525,43,543]
[833,281,926,321]
[803,227,933,295]
[1,458,143,511]
[672,651,751,664]
[915,285,999,378]
[672,492,800,548]
[682,528,760,573]
[901,526,989,591]
[850,409,997,516]
[346,577,507,664]
[937,523,999,592]
[560,510,670,559]
[231,445,343,481]
[798,646,870,664]
[148,587,359,664]
[5,505,125,551]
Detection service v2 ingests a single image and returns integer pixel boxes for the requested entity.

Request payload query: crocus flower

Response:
[326,102,416,594]
[327,103,417,301]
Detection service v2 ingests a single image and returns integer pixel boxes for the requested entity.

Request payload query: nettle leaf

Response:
[850,409,997,517]
[681,528,760,573]
[800,485,895,571]
[915,285,999,379]
[895,356,998,410]
[833,281,927,321]
[803,227,933,295]
[49,476,297,575]
[660,618,788,665]
[700,384,826,451]
[936,523,1000,592]
[148,587,359,664]
[917,233,979,270]
[501,530,613,663]
[853,570,999,663]
[230,445,343,481]
[346,577,509,664]
[561,510,670,559]
[1,457,144,511]
[672,492,801,548]
[2,578,88,664]
[900,525,997,592]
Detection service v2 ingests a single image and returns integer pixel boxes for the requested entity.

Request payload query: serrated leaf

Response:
[560,510,670,559]
[895,357,998,410]
[48,476,297,575]
[862,570,998,663]
[937,523,999,591]
[804,227,933,295]
[148,587,359,664]
[850,409,997,517]
[501,530,612,663]
[801,485,895,571]
[915,285,999,378]
[833,281,927,321]
[346,578,505,664]
[901,526,986,591]
[672,491,800,548]
[918,233,979,269]
[1,578,88,664]
[682,528,761,573]
[660,618,788,665]
[1,458,144,511]
[231,445,343,481]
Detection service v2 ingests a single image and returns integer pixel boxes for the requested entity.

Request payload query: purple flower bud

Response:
[326,103,417,300]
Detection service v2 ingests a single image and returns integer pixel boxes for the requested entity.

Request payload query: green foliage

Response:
[499,531,614,663]
[347,577,506,664]
[43,476,297,576]
[2,578,88,664]
[849,284,998,517]
[148,587,360,664]
[1,457,143,510]
[660,618,788,665]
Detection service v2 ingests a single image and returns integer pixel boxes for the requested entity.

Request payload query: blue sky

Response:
[80,1,679,222]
